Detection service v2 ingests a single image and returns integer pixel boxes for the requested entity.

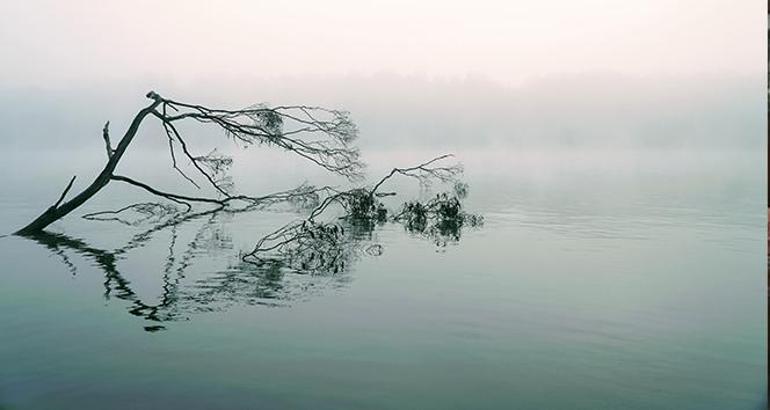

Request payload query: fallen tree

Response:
[16,91,482,280]
[16,91,362,234]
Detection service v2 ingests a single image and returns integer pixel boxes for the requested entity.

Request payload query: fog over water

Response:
[1,73,762,151]
[0,71,763,231]
[0,1,765,409]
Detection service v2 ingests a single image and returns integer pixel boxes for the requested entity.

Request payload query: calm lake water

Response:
[0,149,765,409]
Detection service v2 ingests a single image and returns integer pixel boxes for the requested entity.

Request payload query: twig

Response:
[102,121,112,159]
[53,176,77,208]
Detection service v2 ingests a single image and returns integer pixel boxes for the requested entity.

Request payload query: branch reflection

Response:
[22,185,482,332]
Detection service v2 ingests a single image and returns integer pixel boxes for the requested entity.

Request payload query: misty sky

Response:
[0,0,764,87]
[0,0,764,162]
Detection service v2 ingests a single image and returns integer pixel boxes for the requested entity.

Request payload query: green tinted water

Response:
[0,150,765,409]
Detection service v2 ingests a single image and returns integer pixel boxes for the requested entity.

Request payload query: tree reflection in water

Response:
[21,159,482,332]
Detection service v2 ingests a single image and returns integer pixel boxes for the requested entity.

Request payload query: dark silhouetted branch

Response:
[243,155,481,272]
[16,91,363,234]
[54,176,77,208]
[102,121,113,159]
[15,93,163,234]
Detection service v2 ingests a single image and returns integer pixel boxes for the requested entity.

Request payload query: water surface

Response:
[0,149,765,409]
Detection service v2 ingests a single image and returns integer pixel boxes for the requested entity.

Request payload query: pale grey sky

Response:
[0,0,764,87]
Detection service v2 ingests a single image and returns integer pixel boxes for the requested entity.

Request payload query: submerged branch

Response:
[242,155,482,273]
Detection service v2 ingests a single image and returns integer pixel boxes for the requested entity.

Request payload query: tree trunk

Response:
[15,97,161,235]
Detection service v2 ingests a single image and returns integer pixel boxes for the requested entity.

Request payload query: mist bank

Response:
[0,73,762,154]
[0,144,759,199]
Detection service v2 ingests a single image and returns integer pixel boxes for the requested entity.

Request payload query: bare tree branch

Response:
[54,176,77,208]
[154,97,364,181]
[370,154,462,194]
[15,92,163,234]
[16,91,364,234]
[111,175,217,207]
[161,103,200,189]
[102,121,112,159]
[242,155,480,272]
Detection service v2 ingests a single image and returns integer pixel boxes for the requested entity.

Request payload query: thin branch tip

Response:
[54,175,77,209]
